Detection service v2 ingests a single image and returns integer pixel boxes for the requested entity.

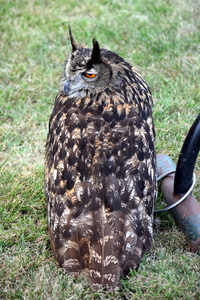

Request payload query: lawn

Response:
[0,0,200,299]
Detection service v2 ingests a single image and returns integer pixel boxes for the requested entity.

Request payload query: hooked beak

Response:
[64,79,70,95]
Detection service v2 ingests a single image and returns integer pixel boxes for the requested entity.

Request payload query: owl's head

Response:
[61,27,130,99]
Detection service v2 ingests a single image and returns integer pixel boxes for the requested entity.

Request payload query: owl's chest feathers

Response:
[50,90,153,187]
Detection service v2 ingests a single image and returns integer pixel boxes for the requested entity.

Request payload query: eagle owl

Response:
[45,28,156,290]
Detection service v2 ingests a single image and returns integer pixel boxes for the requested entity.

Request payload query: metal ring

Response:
[154,172,196,213]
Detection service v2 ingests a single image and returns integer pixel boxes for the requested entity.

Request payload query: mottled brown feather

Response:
[45,31,156,290]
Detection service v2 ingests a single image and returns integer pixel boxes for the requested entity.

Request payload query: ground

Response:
[0,0,200,299]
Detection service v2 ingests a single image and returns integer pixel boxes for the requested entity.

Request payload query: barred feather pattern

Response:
[45,37,156,290]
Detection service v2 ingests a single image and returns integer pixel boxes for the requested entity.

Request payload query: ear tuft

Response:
[91,39,100,63]
[68,25,77,53]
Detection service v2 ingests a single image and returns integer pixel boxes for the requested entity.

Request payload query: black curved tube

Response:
[174,114,200,195]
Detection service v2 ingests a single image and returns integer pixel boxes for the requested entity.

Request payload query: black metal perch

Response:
[156,114,200,253]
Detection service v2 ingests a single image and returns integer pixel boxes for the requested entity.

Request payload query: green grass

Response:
[0,0,200,299]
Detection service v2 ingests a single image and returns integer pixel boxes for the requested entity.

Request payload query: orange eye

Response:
[84,73,97,78]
